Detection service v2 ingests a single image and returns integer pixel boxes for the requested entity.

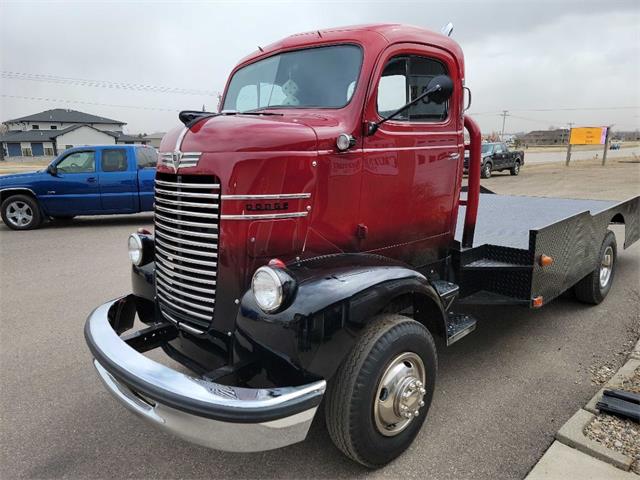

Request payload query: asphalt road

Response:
[1,208,638,478]
[523,144,639,165]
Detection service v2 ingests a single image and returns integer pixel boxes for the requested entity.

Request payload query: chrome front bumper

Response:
[85,297,326,452]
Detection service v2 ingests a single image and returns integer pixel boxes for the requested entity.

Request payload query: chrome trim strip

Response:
[175,127,189,151]
[155,237,218,258]
[155,213,218,229]
[156,262,217,285]
[156,204,219,219]
[221,193,311,200]
[155,179,220,189]
[156,285,213,316]
[156,270,216,294]
[156,255,217,277]
[157,285,215,312]
[155,245,218,267]
[155,220,218,239]
[156,277,215,304]
[155,188,219,199]
[155,229,217,250]
[174,319,205,335]
[220,212,308,220]
[156,196,219,209]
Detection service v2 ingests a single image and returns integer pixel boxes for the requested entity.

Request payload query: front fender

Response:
[235,254,446,380]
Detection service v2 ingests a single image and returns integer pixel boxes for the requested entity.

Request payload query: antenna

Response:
[441,22,454,37]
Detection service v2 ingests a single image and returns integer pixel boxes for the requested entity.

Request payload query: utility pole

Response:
[500,110,510,141]
[565,122,574,166]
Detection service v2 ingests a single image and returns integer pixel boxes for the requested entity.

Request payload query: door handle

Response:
[87,177,97,183]
[449,153,460,160]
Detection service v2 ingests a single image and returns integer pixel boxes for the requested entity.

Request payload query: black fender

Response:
[234,253,447,381]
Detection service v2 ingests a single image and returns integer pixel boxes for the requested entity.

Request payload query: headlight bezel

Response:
[251,265,296,314]
[128,233,153,266]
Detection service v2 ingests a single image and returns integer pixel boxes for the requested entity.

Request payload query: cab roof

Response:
[236,23,464,77]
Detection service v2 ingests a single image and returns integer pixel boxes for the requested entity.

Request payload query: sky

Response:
[1,0,639,135]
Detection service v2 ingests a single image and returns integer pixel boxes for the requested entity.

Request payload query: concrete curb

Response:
[584,358,640,414]
[555,409,633,471]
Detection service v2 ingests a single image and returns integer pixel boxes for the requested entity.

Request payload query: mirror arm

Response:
[367,85,441,136]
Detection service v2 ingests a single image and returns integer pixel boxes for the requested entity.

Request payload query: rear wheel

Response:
[510,159,521,175]
[1,194,42,230]
[574,231,616,304]
[324,314,437,468]
[481,162,492,178]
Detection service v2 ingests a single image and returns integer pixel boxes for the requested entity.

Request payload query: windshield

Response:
[481,144,494,154]
[223,45,363,112]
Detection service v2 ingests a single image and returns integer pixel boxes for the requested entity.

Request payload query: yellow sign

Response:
[569,127,607,145]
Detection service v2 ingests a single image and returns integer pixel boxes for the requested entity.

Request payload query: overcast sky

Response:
[1,0,639,135]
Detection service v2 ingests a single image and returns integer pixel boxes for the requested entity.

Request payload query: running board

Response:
[445,312,477,346]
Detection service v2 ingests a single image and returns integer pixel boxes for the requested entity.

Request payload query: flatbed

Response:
[454,192,640,306]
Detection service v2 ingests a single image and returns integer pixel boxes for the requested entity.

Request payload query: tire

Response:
[481,162,492,179]
[510,159,521,176]
[1,194,43,230]
[324,314,437,468]
[574,231,616,304]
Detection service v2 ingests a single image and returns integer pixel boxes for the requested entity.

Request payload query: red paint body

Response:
[158,24,479,334]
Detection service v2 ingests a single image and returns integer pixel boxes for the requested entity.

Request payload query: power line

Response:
[1,94,183,112]
[1,71,216,96]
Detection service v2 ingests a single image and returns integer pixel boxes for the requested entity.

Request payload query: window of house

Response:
[56,151,95,173]
[101,149,128,172]
[22,147,33,156]
[51,126,58,130]
[65,145,73,150]
[377,55,448,122]
[135,147,158,168]
[31,125,40,130]
[44,147,55,156]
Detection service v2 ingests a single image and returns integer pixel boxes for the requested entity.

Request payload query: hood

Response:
[161,114,322,154]
[0,170,46,185]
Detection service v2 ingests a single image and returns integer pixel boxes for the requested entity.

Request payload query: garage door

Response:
[7,143,21,156]
[31,143,44,156]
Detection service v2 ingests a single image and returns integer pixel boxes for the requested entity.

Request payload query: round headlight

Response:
[252,266,283,313]
[128,233,143,266]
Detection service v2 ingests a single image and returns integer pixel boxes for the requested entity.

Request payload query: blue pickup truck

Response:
[0,145,157,230]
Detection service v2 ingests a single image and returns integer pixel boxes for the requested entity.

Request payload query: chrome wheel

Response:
[5,200,34,228]
[599,246,614,288]
[513,162,520,174]
[374,352,426,437]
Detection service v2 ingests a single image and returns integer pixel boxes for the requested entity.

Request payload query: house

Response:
[0,108,148,158]
[142,132,166,149]
[517,129,570,146]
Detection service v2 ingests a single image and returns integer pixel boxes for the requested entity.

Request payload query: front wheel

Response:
[324,314,437,468]
[1,194,43,230]
[481,162,492,178]
[510,160,521,176]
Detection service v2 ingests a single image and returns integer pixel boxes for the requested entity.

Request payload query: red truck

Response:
[85,24,640,467]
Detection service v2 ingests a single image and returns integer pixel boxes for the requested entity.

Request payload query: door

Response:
[31,143,44,156]
[40,150,101,215]
[98,148,136,212]
[493,143,506,168]
[360,44,463,265]
[134,146,157,212]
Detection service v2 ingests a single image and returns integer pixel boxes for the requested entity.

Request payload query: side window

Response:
[377,55,448,122]
[136,147,158,168]
[101,149,128,172]
[56,151,95,173]
[494,144,504,154]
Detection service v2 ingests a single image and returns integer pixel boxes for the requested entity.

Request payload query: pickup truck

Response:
[465,142,524,178]
[0,145,157,230]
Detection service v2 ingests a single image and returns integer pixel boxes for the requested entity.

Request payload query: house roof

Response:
[0,124,118,142]
[5,108,126,125]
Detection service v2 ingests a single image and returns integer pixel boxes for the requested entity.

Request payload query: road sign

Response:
[569,127,608,145]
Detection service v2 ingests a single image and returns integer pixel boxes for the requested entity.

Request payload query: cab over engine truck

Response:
[85,24,640,467]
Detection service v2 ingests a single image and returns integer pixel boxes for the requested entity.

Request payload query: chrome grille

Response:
[154,172,220,333]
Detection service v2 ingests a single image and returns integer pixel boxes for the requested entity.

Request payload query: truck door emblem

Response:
[171,151,182,172]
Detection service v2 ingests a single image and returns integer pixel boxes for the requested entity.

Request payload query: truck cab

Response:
[0,144,157,229]
[84,24,639,468]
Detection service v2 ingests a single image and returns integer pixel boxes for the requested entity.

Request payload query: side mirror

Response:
[46,164,58,176]
[425,75,454,104]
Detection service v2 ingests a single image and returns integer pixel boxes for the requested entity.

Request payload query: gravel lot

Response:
[1,160,639,479]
